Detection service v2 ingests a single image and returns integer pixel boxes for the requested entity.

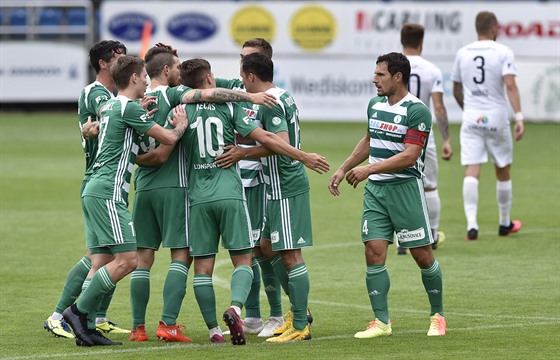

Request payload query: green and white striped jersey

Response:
[83,96,156,204]
[367,93,432,183]
[134,85,192,191]
[259,87,309,200]
[77,81,113,181]
[180,101,258,206]
[216,78,263,188]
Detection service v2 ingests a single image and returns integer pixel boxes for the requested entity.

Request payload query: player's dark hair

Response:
[401,23,424,49]
[242,38,273,59]
[89,40,127,74]
[110,56,145,90]
[241,53,273,83]
[376,52,411,86]
[144,47,178,78]
[180,58,211,89]
[475,11,498,36]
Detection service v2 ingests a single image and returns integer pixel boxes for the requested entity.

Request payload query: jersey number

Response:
[190,116,224,158]
[473,56,485,84]
[408,73,421,98]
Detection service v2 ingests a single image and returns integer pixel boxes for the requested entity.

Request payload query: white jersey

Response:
[407,55,444,107]
[451,40,517,113]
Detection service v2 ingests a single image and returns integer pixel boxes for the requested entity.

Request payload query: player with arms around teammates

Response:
[328,52,446,338]
[44,40,130,341]
[126,45,279,343]
[452,11,524,241]
[62,55,188,347]
[176,58,328,345]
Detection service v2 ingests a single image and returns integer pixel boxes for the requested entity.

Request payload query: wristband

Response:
[514,112,524,121]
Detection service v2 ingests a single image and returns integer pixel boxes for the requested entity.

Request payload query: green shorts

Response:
[262,192,313,251]
[188,199,253,257]
[82,196,137,254]
[132,187,189,250]
[361,178,434,248]
[244,183,266,246]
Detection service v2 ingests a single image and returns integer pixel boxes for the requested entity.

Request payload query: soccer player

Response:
[216,38,286,337]
[62,55,188,347]
[328,52,446,338]
[217,53,319,342]
[452,11,524,240]
[128,45,279,343]
[396,23,453,255]
[44,40,130,339]
[177,58,328,345]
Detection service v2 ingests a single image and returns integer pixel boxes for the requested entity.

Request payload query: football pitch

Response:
[0,112,558,360]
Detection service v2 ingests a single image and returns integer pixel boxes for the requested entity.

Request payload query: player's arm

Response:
[452,82,464,109]
[432,92,452,160]
[181,88,277,108]
[81,116,99,139]
[216,129,329,174]
[328,132,370,196]
[145,106,188,146]
[135,144,175,166]
[504,74,524,141]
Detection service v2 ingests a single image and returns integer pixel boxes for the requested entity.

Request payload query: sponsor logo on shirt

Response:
[368,119,407,134]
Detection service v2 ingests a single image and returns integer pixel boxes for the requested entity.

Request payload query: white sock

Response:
[425,189,441,232]
[96,317,107,324]
[209,326,222,337]
[496,180,512,226]
[270,316,284,323]
[244,317,262,324]
[231,305,241,317]
[463,176,479,230]
[51,312,63,321]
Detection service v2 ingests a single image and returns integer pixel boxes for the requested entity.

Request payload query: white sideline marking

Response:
[3,321,559,360]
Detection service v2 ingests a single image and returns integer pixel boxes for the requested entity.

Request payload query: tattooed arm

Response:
[181,88,277,108]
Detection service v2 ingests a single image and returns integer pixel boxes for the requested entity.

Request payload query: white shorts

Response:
[423,131,438,189]
[460,116,513,168]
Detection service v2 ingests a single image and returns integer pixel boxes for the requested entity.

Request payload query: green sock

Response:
[287,263,310,330]
[270,255,290,296]
[256,255,283,317]
[76,266,115,330]
[54,256,91,314]
[244,257,261,319]
[161,261,189,326]
[421,260,444,316]
[96,285,115,319]
[193,274,218,329]
[81,278,96,329]
[130,269,150,329]
[231,265,253,308]
[366,264,390,324]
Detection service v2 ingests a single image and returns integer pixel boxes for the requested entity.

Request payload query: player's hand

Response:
[345,165,370,189]
[215,145,246,168]
[302,153,330,174]
[168,105,187,129]
[441,139,453,160]
[155,42,178,56]
[249,92,278,109]
[139,95,157,110]
[514,120,524,141]
[82,116,99,139]
[328,168,346,196]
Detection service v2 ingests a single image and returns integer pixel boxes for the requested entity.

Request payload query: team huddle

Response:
[44,10,523,347]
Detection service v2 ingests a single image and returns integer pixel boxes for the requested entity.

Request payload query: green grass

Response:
[0,112,559,360]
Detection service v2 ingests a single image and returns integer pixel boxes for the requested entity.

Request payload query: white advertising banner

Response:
[0,42,87,102]
[101,1,560,59]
